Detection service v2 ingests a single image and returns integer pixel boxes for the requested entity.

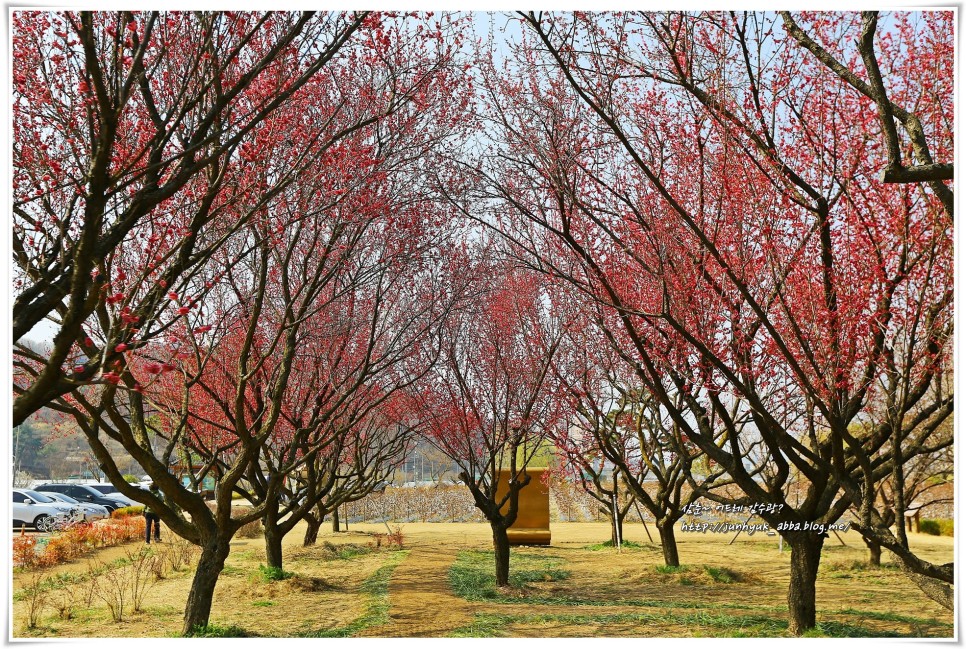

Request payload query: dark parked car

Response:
[87,483,145,506]
[32,483,131,512]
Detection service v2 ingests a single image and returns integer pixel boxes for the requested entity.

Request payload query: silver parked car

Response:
[38,491,109,522]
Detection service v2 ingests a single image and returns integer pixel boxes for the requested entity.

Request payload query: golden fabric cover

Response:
[495,468,551,546]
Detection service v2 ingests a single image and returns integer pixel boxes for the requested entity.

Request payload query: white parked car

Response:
[12,489,79,531]
[38,491,109,522]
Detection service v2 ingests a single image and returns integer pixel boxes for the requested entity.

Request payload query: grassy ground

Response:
[445,548,950,637]
[11,521,954,638]
[13,530,405,638]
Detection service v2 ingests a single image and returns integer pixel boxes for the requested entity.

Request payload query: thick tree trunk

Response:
[658,520,680,567]
[263,503,284,570]
[492,524,511,587]
[303,512,320,546]
[331,507,340,532]
[864,537,882,567]
[182,535,232,635]
[264,525,284,571]
[786,532,825,636]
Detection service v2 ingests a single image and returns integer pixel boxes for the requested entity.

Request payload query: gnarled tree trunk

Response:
[303,511,321,546]
[863,536,882,567]
[786,531,825,636]
[263,505,284,571]
[657,519,680,567]
[182,535,232,635]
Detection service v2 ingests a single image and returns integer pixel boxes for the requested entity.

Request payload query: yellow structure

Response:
[495,468,551,545]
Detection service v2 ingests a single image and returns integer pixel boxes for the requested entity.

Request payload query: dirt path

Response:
[363,544,476,637]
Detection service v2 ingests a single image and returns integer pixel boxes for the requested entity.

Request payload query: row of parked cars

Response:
[13,482,147,532]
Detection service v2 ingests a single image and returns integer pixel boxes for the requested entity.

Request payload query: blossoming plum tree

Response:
[479,10,952,633]
[411,251,573,586]
[12,11,376,426]
[21,10,472,634]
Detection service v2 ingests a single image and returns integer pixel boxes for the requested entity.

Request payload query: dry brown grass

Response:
[645,564,757,586]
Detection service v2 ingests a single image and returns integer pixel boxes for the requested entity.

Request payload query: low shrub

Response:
[167,537,198,572]
[38,535,75,566]
[200,504,261,538]
[94,562,130,623]
[150,551,168,580]
[386,524,405,549]
[21,569,50,629]
[13,534,38,568]
[369,526,405,550]
[126,547,160,612]
[237,518,263,539]
[63,522,100,549]
[82,561,100,606]
[111,506,144,518]
[51,581,80,620]
[14,516,146,571]
[919,518,953,536]
[342,485,484,523]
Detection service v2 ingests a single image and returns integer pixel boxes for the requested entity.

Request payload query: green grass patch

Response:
[448,610,908,638]
[449,550,570,602]
[146,604,182,618]
[446,555,951,636]
[297,550,408,638]
[308,541,375,561]
[251,600,275,607]
[653,563,745,585]
[332,544,373,560]
[703,566,740,583]
[811,621,903,638]
[255,565,293,582]
[449,613,510,637]
[835,608,952,627]
[186,623,255,637]
[448,553,780,609]
[655,564,687,574]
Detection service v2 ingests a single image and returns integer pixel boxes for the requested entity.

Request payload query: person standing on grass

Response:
[144,483,162,543]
